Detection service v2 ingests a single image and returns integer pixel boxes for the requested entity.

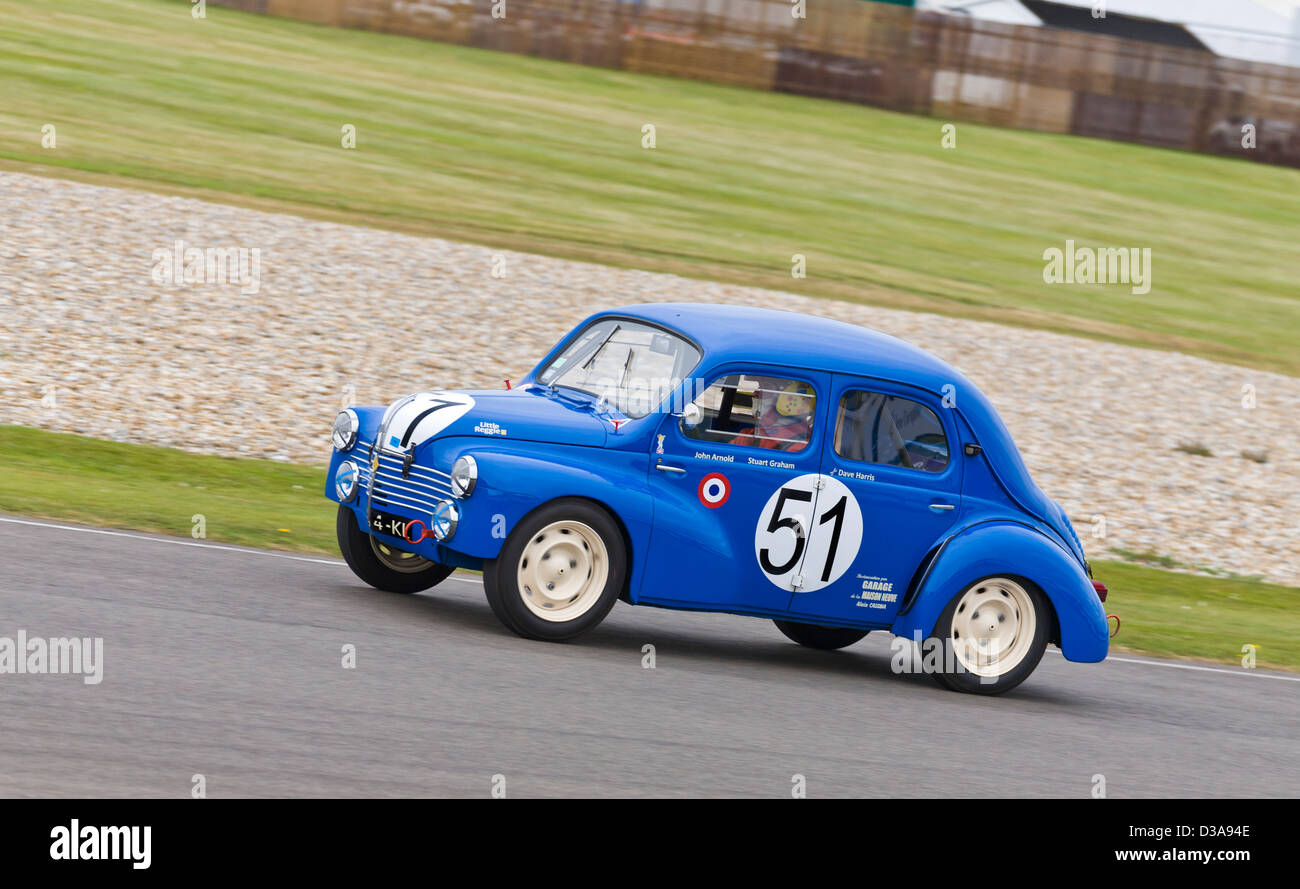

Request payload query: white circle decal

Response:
[381,391,476,451]
[754,474,863,592]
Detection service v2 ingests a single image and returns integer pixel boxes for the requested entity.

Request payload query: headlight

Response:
[450,455,478,498]
[332,409,359,451]
[334,460,359,502]
[431,499,459,541]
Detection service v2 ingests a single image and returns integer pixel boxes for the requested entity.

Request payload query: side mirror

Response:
[675,403,703,430]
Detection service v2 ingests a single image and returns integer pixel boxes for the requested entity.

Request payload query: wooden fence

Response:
[207,0,1300,165]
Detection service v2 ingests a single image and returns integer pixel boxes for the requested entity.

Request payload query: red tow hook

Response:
[403,519,433,545]
[1091,580,1119,637]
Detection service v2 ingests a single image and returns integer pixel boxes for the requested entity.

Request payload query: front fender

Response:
[891,521,1108,663]
[324,406,386,501]
[429,438,655,592]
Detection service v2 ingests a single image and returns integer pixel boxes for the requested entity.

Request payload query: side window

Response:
[834,390,949,473]
[682,373,816,453]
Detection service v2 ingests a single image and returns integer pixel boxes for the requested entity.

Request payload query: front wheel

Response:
[930,576,1049,695]
[483,499,626,641]
[773,621,868,650]
[336,504,454,594]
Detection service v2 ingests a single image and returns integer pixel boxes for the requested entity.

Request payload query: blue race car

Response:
[327,303,1109,694]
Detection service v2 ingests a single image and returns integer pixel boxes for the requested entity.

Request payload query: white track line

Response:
[1041,646,1298,682]
[1096,653,1296,682]
[0,515,482,583]
[0,515,342,565]
[3,515,1295,679]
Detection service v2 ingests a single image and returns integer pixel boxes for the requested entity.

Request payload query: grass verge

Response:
[2,425,1295,671]
[0,425,332,552]
[0,0,1297,372]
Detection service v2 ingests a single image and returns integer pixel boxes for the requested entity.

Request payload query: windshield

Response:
[537,319,701,419]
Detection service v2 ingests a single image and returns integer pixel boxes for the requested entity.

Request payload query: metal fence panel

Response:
[208,0,1300,165]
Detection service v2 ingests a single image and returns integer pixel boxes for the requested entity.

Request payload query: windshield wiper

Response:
[619,346,634,389]
[580,324,620,371]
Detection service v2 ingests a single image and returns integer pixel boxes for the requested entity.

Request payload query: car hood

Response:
[376,388,610,452]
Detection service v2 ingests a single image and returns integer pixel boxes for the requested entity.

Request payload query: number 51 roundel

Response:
[754,474,863,592]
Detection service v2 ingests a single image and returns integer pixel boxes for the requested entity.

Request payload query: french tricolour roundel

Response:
[698,473,731,508]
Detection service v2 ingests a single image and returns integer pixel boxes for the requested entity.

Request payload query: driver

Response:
[731,378,814,452]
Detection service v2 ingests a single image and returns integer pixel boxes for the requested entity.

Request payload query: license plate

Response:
[369,510,415,540]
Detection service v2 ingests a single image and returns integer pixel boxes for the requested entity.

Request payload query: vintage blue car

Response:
[326,303,1109,694]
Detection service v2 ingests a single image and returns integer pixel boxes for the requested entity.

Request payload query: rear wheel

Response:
[336,504,454,594]
[483,499,625,641]
[930,576,1048,695]
[773,621,868,650]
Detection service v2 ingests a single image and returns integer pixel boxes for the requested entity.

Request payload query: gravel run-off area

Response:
[1,171,1296,585]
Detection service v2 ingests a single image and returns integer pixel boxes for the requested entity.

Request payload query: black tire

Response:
[336,504,454,594]
[929,576,1049,695]
[773,620,868,650]
[482,498,626,642]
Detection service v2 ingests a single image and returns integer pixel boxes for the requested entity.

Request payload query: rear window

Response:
[834,390,948,472]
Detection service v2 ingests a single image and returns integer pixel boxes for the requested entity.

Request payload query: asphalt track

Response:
[1,515,1296,798]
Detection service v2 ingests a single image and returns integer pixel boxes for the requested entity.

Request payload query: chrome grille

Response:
[351,439,374,491]
[365,447,454,518]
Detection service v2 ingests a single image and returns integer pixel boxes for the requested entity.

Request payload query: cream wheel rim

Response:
[950,577,1036,677]
[370,536,433,573]
[516,520,608,622]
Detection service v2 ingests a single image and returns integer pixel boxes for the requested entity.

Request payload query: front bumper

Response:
[328,440,461,560]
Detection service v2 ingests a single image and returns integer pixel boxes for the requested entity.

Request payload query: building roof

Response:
[925,0,1300,67]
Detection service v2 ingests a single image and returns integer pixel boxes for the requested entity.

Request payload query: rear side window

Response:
[682,373,816,453]
[834,391,949,472]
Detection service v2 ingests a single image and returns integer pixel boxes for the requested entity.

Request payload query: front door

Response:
[783,375,963,626]
[640,367,830,614]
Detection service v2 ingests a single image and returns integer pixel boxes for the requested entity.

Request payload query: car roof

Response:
[587,303,1078,555]
[616,302,962,392]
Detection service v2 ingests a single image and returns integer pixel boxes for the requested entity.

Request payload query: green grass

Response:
[1,0,1298,372]
[3,425,1296,672]
[0,425,332,552]
[1091,561,1296,670]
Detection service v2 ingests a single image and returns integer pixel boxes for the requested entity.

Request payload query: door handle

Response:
[654,464,686,474]
[929,503,955,511]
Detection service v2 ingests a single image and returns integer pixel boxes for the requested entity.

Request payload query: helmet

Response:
[743,376,811,421]
[775,380,814,417]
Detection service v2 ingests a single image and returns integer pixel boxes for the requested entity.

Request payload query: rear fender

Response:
[891,521,1108,663]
